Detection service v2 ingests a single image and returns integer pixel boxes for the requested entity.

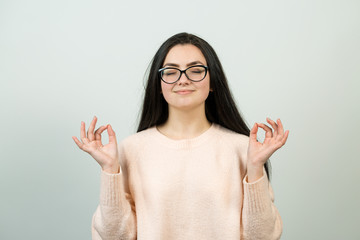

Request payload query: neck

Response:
[157,104,211,140]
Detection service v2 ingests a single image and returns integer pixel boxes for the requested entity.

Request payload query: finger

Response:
[94,125,107,142]
[87,116,97,141]
[257,123,273,143]
[107,124,117,144]
[274,130,289,150]
[80,121,87,143]
[81,137,90,144]
[257,123,273,137]
[266,117,278,138]
[72,136,84,149]
[80,121,90,144]
[249,123,259,141]
[277,118,284,135]
[281,130,289,145]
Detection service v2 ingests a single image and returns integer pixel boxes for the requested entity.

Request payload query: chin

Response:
[170,101,205,111]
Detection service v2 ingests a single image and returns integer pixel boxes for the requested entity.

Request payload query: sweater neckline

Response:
[150,123,217,149]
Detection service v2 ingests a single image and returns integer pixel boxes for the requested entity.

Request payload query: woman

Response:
[72,32,289,240]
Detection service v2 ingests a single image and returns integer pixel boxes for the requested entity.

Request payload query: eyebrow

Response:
[163,61,205,68]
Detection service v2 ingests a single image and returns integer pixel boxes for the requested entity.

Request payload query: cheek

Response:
[200,77,211,99]
[199,76,211,92]
[161,82,170,93]
[161,82,173,100]
[206,74,211,89]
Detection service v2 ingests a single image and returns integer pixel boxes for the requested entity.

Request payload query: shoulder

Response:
[213,123,249,146]
[118,126,156,153]
[212,123,250,162]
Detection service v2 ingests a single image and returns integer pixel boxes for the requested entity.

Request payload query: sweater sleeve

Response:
[91,141,137,240]
[241,168,283,240]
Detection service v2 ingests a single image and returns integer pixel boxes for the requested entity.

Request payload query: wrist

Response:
[246,162,264,183]
[102,163,120,174]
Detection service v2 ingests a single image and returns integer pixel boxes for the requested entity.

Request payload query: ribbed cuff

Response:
[243,169,272,214]
[100,170,123,207]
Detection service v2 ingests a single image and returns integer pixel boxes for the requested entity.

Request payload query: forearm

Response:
[92,170,137,240]
[241,169,282,240]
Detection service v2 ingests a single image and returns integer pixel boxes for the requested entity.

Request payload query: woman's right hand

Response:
[72,116,120,174]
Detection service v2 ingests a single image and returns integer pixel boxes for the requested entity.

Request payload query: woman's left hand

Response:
[247,118,289,170]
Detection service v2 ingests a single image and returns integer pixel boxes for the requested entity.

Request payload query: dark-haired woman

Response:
[73,32,289,240]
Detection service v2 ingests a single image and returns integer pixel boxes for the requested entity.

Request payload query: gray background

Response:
[1,0,359,239]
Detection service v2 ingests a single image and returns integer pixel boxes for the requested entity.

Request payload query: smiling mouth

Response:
[175,90,194,95]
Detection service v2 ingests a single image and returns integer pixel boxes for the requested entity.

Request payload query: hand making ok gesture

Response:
[246,118,289,181]
[72,116,120,174]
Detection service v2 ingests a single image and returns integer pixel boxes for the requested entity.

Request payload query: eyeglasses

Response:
[158,65,208,84]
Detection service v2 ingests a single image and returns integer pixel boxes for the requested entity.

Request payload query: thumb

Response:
[107,124,117,144]
[249,123,258,141]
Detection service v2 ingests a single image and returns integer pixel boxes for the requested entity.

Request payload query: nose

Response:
[177,71,191,85]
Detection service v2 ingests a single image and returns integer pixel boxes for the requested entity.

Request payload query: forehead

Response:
[163,44,207,66]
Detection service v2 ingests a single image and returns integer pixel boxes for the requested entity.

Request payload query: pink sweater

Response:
[91,123,282,240]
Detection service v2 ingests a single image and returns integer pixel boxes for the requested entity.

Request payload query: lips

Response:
[175,90,194,95]
[175,89,194,92]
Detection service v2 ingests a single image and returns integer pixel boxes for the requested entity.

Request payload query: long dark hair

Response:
[137,32,271,179]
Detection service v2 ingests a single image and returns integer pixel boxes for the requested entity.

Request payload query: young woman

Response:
[72,32,289,240]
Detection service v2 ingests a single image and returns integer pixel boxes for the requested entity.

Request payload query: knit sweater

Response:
[91,123,283,240]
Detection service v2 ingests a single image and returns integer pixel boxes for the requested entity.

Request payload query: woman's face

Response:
[160,44,211,111]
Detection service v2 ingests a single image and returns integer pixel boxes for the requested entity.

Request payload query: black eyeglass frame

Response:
[158,65,209,84]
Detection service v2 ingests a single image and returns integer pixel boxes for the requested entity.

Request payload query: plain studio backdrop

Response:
[0,0,359,239]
